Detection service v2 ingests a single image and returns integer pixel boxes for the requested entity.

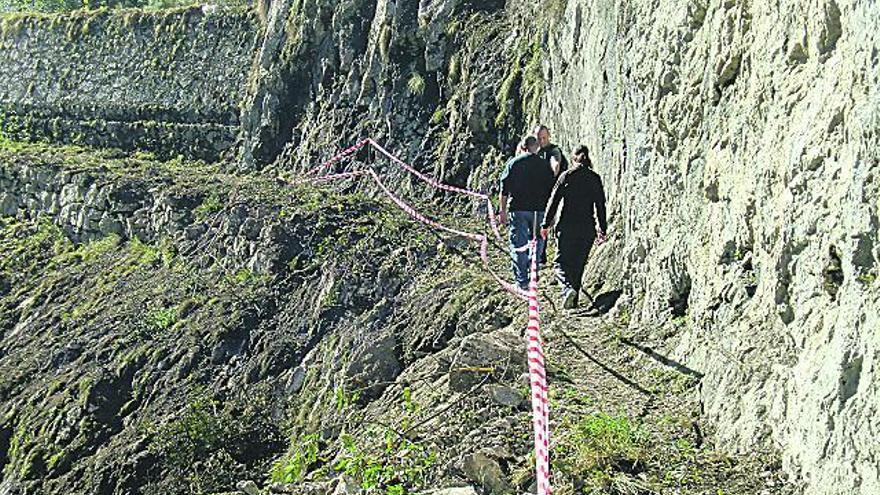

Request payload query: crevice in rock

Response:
[823,245,844,299]
[837,354,863,409]
[715,53,741,89]
[0,422,11,473]
[818,0,842,56]
[687,0,707,31]
[852,233,875,272]
[743,255,757,297]
[787,39,808,65]
[669,275,691,318]
[775,244,794,323]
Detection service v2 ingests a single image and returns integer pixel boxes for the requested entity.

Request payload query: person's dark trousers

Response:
[509,210,546,290]
[553,229,595,304]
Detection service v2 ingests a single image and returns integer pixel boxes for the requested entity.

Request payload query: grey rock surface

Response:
[0,7,259,161]
[461,451,512,495]
[541,2,879,494]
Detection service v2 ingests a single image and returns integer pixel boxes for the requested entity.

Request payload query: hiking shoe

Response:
[562,289,577,309]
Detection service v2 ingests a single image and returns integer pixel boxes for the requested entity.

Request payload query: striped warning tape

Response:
[295,139,550,493]
[527,239,551,495]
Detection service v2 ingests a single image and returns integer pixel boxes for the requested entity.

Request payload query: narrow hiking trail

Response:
[538,298,798,495]
[302,138,802,495]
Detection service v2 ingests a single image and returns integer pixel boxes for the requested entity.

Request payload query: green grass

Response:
[554,412,647,492]
[430,105,447,125]
[194,191,224,221]
[521,41,545,121]
[147,305,178,330]
[494,51,522,127]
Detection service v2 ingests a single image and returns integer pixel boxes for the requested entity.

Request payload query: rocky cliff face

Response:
[0,0,877,494]
[236,1,879,489]
[538,1,878,493]
[0,143,529,494]
[237,0,879,492]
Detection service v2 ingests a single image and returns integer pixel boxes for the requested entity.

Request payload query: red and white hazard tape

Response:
[295,139,550,493]
[304,138,371,177]
[527,239,551,495]
[364,168,483,242]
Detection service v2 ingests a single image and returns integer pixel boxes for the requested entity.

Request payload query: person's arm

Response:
[550,147,563,176]
[499,161,512,224]
[540,173,565,238]
[594,176,608,243]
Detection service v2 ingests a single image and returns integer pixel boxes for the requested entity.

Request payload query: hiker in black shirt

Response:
[540,145,608,309]
[535,125,568,264]
[535,125,568,177]
[499,136,556,290]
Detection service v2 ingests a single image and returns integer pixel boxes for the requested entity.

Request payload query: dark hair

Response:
[533,125,550,135]
[573,145,592,169]
[521,135,538,150]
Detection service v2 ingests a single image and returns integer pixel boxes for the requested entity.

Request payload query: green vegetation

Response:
[493,37,543,124]
[334,385,361,412]
[496,39,546,127]
[148,398,227,468]
[378,24,392,63]
[649,368,698,395]
[334,431,436,494]
[194,191,224,221]
[429,105,447,125]
[521,41,545,122]
[270,383,438,494]
[146,305,177,330]
[0,0,251,14]
[447,52,461,84]
[143,394,283,493]
[857,271,876,286]
[406,71,426,97]
[554,412,648,493]
[269,428,436,494]
[269,433,321,483]
[494,49,522,127]
[0,216,70,276]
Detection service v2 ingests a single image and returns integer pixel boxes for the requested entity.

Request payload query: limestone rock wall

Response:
[0,7,260,161]
[540,1,879,493]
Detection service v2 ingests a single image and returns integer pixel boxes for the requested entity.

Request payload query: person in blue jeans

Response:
[498,136,557,290]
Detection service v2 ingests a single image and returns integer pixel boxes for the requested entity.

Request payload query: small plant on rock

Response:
[194,192,224,221]
[554,412,647,493]
[147,305,178,330]
[334,430,437,494]
[269,433,322,484]
[407,71,426,97]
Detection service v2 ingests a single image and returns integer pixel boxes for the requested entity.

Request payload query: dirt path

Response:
[537,299,797,495]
